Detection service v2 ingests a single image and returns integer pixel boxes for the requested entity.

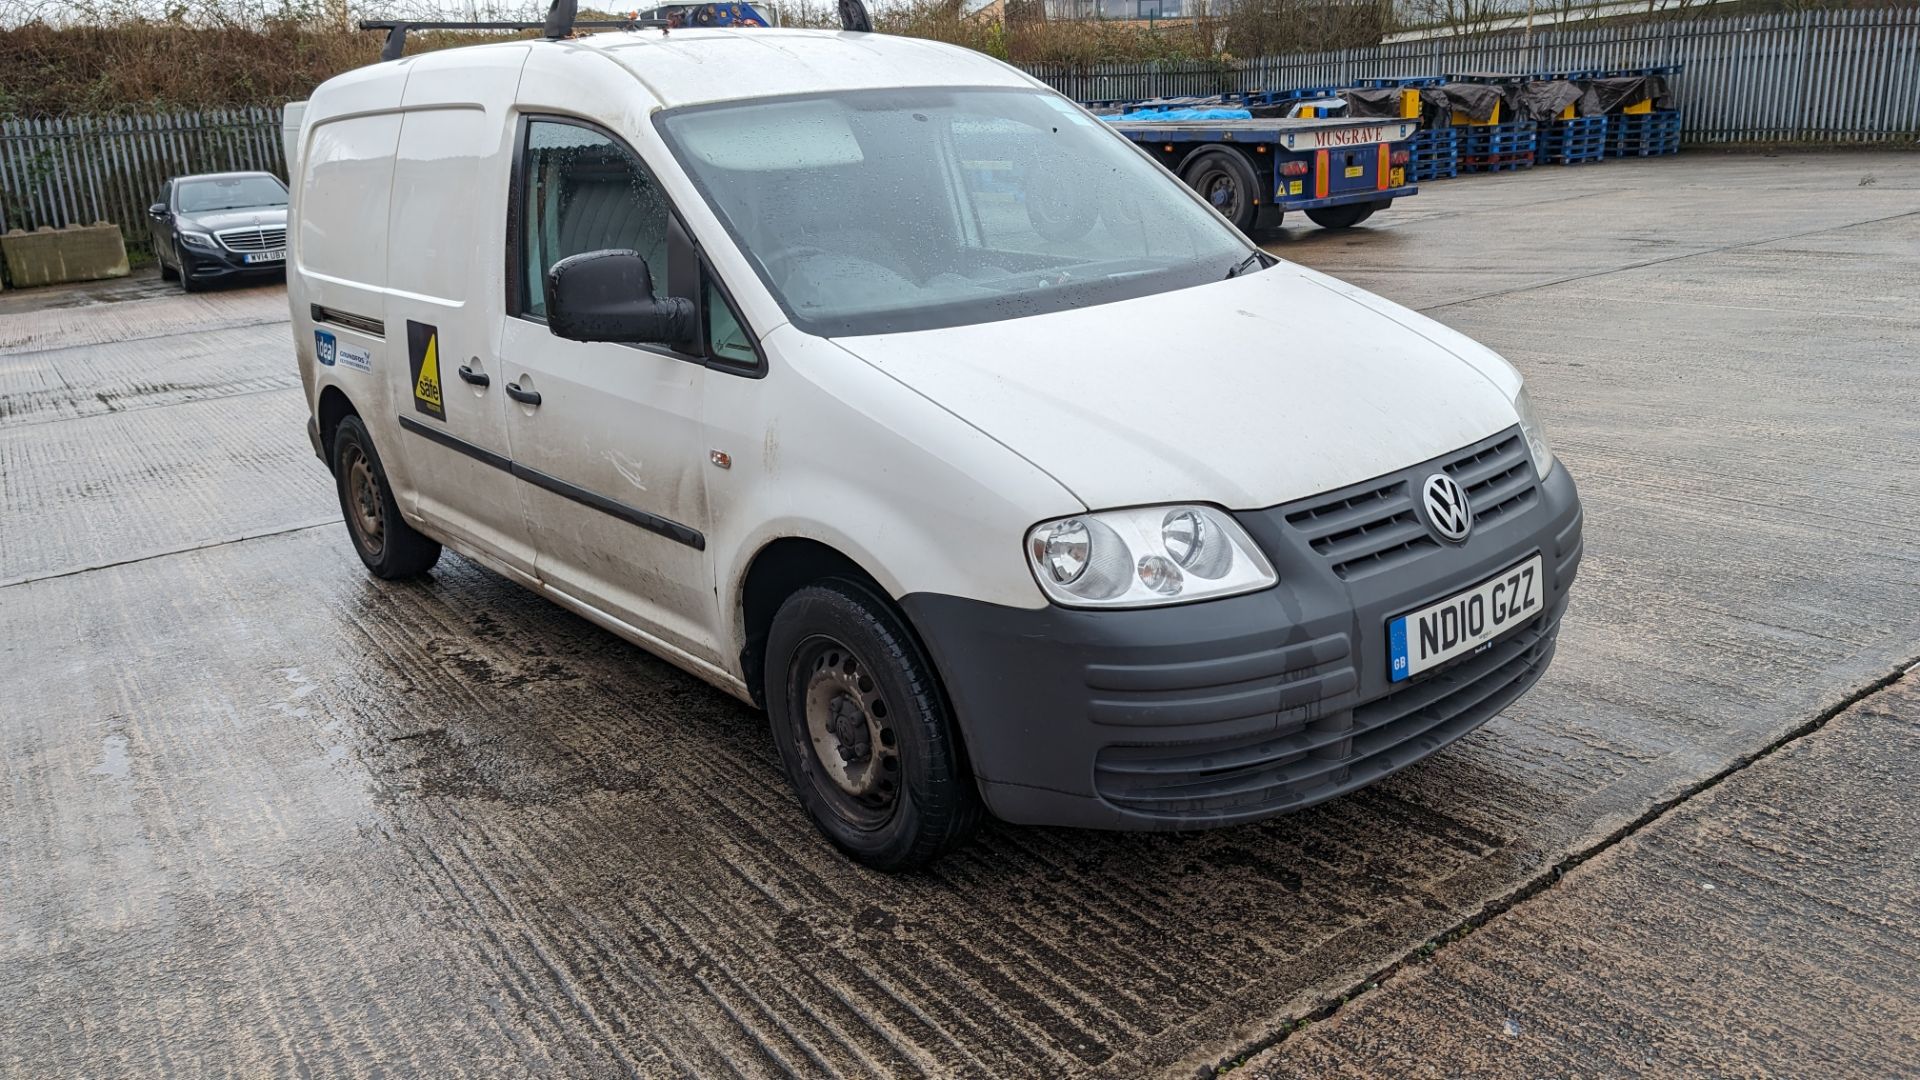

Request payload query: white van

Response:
[288,25,1581,868]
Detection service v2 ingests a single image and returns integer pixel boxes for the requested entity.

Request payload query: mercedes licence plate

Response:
[244,250,285,264]
[1389,555,1543,682]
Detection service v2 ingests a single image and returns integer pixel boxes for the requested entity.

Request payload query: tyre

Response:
[1305,204,1378,230]
[330,414,442,579]
[158,255,178,282]
[764,580,983,870]
[178,247,204,292]
[1247,212,1287,242]
[1182,149,1261,233]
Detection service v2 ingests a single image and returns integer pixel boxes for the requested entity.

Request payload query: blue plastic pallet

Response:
[1607,110,1682,156]
[1224,86,1342,106]
[1539,115,1611,164]
[1352,75,1446,89]
[1445,72,1534,85]
[1407,127,1460,181]
[1459,120,1537,172]
[1461,154,1535,173]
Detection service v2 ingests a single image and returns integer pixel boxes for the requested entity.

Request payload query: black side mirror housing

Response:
[546,249,694,348]
[148,202,168,216]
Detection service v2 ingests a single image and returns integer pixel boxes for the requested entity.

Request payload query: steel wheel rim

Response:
[1200,168,1244,218]
[796,635,899,825]
[342,445,385,557]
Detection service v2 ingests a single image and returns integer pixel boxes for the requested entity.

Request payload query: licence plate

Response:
[244,250,285,264]
[1344,165,1364,178]
[1389,555,1543,682]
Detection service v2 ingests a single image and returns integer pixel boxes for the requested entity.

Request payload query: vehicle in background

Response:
[287,18,1579,871]
[147,171,289,292]
[1096,98,1418,234]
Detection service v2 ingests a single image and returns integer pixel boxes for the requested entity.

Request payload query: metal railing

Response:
[0,9,1915,258]
[0,107,284,259]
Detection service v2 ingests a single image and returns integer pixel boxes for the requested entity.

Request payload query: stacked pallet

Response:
[1408,127,1461,181]
[1538,114,1609,165]
[1609,110,1683,156]
[1459,121,1537,173]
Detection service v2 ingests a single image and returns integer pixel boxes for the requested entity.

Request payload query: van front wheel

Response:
[765,581,982,870]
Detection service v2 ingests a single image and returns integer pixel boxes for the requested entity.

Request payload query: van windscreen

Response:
[656,88,1253,338]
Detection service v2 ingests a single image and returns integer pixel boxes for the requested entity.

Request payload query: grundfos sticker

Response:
[408,320,445,420]
[336,340,372,373]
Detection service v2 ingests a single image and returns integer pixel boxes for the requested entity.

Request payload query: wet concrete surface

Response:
[1247,667,1920,1078]
[2,153,1917,1077]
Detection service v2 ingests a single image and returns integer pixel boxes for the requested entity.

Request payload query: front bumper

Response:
[902,428,1583,830]
[179,242,284,280]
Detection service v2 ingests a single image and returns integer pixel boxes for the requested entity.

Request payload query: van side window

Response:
[705,277,756,365]
[518,120,672,320]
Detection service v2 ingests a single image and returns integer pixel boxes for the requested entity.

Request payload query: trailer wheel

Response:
[1182,149,1261,233]
[1306,204,1378,230]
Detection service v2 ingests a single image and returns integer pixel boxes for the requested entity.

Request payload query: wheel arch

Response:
[736,536,896,709]
[316,384,360,471]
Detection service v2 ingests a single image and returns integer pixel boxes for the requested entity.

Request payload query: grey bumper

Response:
[902,428,1583,830]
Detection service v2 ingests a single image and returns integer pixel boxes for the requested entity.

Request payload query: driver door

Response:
[497,116,723,667]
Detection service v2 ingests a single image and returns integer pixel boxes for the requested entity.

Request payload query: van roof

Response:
[544,28,1037,109]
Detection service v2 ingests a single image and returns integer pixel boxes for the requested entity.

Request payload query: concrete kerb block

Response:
[0,222,131,288]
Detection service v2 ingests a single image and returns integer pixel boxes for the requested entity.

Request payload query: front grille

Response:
[1285,478,1438,580]
[1092,598,1562,815]
[1443,433,1537,525]
[1284,429,1538,580]
[216,226,286,252]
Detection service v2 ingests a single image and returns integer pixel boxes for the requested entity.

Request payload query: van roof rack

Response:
[361,0,872,62]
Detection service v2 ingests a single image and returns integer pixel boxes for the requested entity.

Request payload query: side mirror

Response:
[148,202,168,217]
[546,249,694,347]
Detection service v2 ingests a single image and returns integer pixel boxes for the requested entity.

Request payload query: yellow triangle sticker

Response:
[413,333,443,413]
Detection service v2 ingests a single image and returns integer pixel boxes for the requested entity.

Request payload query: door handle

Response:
[457,364,490,387]
[505,381,542,406]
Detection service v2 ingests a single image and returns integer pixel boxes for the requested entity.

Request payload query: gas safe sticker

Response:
[408,320,445,420]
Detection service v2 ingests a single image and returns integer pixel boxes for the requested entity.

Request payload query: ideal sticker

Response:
[314,329,337,367]
[407,320,445,421]
[336,340,373,373]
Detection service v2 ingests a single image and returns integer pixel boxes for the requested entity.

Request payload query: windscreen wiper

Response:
[1225,251,1268,279]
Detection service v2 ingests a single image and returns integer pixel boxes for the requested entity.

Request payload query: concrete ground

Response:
[1247,667,1920,1078]
[2,151,1916,1078]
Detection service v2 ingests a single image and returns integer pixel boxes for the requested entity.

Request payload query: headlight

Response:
[178,231,217,249]
[1026,505,1277,608]
[1513,387,1555,480]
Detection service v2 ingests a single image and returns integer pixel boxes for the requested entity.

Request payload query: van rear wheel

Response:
[765,580,982,870]
[331,414,442,579]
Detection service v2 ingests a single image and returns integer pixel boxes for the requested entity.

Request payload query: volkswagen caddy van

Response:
[289,26,1581,869]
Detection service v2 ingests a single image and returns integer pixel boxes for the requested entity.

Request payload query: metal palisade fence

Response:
[1,9,1918,257]
[1029,7,1920,143]
[0,107,285,259]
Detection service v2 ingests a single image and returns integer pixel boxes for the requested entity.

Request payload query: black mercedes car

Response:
[147,171,289,291]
